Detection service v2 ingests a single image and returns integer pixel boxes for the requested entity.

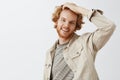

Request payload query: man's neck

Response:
[58,34,74,45]
[58,38,70,45]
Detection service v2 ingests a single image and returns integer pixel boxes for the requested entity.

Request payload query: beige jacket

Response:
[44,10,116,80]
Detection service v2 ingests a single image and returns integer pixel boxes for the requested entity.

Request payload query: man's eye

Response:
[61,19,65,22]
[70,22,75,25]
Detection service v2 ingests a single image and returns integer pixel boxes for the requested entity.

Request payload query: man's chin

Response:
[59,34,71,39]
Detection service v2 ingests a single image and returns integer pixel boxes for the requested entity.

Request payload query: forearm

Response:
[88,10,116,50]
[63,2,116,51]
[77,6,116,30]
[62,2,91,17]
[62,2,116,35]
[76,6,90,17]
[90,10,115,30]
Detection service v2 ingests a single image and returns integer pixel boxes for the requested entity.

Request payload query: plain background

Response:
[0,0,120,80]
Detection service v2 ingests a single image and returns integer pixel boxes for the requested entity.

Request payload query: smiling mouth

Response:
[61,28,69,32]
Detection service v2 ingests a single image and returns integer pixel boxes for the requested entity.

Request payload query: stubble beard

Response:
[56,28,74,40]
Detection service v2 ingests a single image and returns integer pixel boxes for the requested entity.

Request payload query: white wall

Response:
[0,0,120,80]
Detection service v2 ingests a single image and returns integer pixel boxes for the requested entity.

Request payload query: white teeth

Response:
[62,28,69,32]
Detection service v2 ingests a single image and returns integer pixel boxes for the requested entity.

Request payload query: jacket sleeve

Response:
[86,9,116,52]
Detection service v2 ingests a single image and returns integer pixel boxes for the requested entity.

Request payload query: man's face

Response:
[56,9,77,40]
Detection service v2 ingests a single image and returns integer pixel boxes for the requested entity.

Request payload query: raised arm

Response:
[62,2,116,51]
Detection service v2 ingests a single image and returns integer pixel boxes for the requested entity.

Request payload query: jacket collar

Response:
[67,33,79,48]
[49,33,79,53]
[48,33,80,60]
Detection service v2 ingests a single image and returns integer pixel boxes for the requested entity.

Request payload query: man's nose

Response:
[64,22,69,28]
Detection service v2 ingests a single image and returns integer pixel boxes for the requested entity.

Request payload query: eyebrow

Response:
[61,17,77,22]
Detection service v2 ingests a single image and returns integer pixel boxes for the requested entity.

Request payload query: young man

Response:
[44,2,116,80]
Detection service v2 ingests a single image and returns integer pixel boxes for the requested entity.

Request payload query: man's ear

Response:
[74,28,77,32]
[54,21,58,28]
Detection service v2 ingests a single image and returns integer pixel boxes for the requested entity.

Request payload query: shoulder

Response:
[77,32,93,41]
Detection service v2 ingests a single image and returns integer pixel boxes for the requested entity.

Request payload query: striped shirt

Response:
[51,42,74,80]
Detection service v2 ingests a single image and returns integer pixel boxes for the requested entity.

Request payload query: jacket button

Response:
[48,64,51,67]
[45,64,51,68]
[76,52,79,54]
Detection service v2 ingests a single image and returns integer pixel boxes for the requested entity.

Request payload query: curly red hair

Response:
[52,5,84,30]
